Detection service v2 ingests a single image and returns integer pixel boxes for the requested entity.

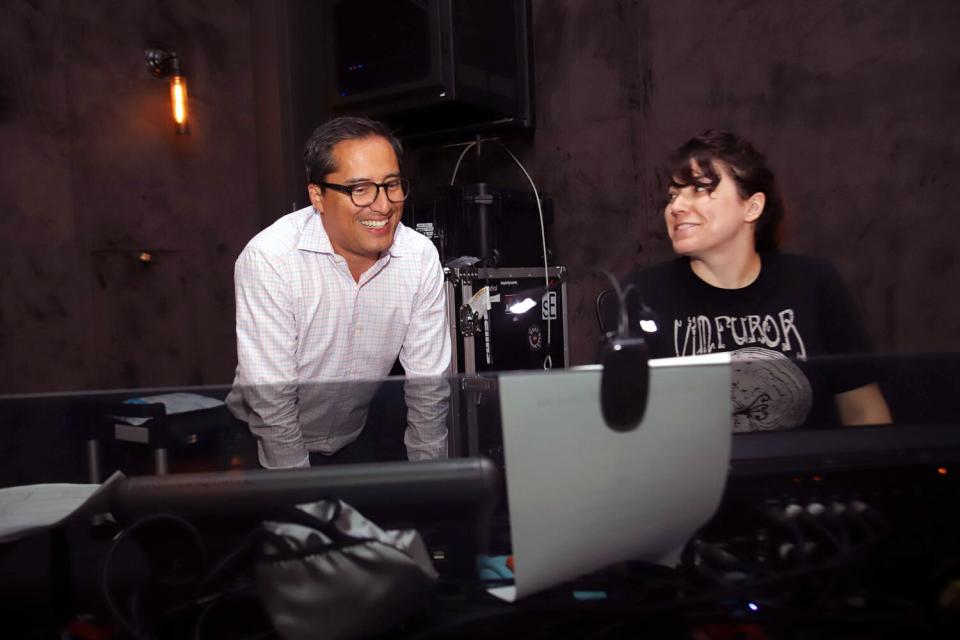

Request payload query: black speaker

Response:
[325,0,534,143]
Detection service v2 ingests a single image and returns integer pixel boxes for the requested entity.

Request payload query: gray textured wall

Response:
[0,0,260,392]
[413,0,960,366]
[1,0,958,393]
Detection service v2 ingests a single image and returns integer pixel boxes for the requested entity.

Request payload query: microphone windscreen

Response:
[600,337,650,431]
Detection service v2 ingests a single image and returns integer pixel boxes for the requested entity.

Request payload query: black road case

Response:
[443,266,568,457]
[443,266,568,374]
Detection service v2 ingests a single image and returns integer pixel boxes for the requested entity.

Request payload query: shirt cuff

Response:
[257,444,311,469]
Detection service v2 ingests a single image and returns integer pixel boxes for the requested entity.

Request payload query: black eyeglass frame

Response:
[316,178,411,207]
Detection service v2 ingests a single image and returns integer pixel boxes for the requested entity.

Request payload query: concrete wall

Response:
[0,0,260,391]
[411,0,960,365]
[1,0,957,393]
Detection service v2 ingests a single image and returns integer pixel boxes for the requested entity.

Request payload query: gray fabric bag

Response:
[255,499,439,640]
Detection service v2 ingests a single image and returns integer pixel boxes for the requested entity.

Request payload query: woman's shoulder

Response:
[626,257,688,284]
[622,259,693,310]
[764,252,840,280]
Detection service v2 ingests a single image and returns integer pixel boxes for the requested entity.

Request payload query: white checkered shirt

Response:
[226,207,452,468]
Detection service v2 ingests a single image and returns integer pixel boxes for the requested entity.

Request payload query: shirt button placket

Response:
[349,286,360,374]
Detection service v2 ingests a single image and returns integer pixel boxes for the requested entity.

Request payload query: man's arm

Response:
[399,250,453,461]
[834,382,893,426]
[233,248,309,468]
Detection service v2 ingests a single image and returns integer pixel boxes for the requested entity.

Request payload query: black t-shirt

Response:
[623,253,875,430]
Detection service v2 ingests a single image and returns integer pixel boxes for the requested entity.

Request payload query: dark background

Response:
[1,0,958,393]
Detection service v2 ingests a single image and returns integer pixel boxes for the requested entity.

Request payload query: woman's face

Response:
[664,159,762,259]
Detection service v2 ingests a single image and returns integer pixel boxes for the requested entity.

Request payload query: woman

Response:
[625,130,891,431]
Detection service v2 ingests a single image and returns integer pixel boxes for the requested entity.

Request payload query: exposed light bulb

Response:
[170,75,189,135]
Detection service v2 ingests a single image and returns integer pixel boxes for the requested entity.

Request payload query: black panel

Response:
[324,0,534,142]
[405,183,554,267]
[331,0,436,97]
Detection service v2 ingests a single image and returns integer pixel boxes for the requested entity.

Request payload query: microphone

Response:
[600,335,650,431]
[596,271,650,431]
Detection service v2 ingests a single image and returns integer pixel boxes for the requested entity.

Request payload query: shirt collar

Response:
[296,207,407,258]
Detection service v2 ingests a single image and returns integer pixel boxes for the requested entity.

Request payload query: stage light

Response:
[508,298,537,314]
[145,45,190,135]
[639,319,658,333]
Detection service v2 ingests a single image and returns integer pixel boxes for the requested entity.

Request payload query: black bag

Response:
[102,501,438,640]
[253,499,439,640]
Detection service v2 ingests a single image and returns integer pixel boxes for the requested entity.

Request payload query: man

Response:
[227,116,451,468]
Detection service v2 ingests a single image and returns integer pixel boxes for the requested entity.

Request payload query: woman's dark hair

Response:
[666,130,785,252]
[303,116,403,185]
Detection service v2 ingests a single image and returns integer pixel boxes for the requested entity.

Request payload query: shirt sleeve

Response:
[817,261,877,393]
[399,245,452,461]
[232,247,309,468]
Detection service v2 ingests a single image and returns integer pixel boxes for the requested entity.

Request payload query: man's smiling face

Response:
[309,135,403,276]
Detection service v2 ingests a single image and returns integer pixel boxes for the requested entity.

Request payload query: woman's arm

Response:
[834,382,893,426]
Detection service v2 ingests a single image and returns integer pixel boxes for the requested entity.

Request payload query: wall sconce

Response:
[145,46,190,135]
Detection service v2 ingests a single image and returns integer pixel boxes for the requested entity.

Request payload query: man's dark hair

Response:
[666,130,786,252]
[303,116,403,185]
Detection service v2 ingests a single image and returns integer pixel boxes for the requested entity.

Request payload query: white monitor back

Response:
[491,353,732,601]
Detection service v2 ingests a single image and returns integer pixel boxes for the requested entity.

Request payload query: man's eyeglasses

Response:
[318,178,410,207]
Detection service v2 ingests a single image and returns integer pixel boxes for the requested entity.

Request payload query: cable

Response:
[197,527,268,592]
[593,268,632,339]
[489,140,552,370]
[447,137,555,370]
[449,141,478,186]
[101,513,207,640]
[489,143,549,292]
